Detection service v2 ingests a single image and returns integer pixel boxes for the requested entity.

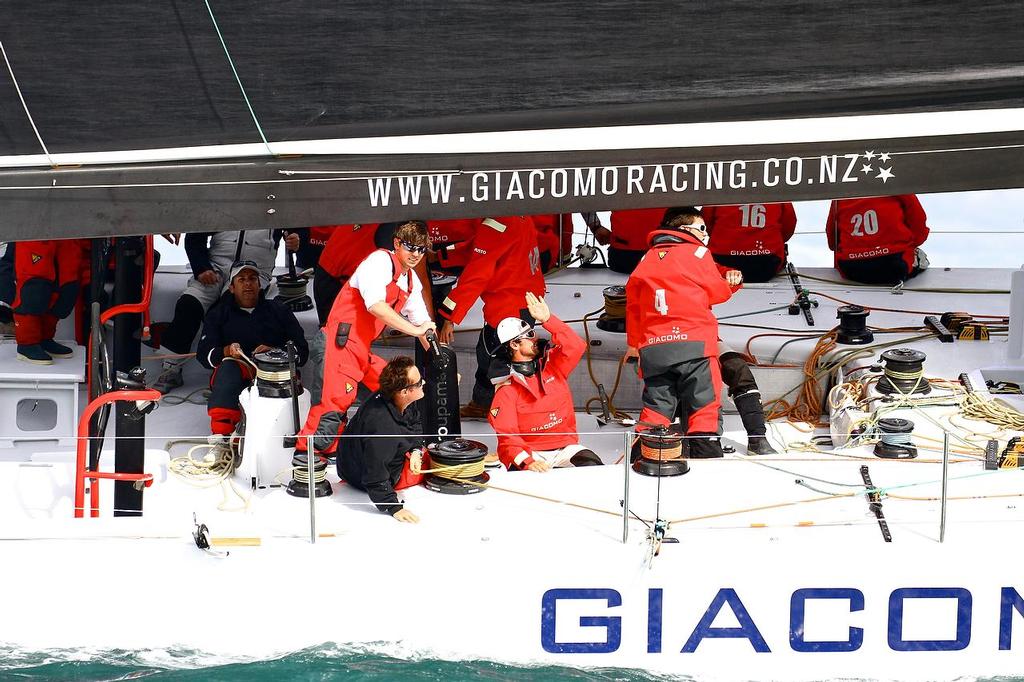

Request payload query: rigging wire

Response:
[0,39,54,167]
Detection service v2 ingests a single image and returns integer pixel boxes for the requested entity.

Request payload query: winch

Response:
[873,417,918,459]
[424,439,489,494]
[876,348,931,395]
[632,426,689,477]
[595,285,627,333]
[836,305,873,345]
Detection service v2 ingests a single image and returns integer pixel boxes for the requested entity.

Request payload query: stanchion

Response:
[307,434,316,544]
[940,431,949,543]
[622,429,631,543]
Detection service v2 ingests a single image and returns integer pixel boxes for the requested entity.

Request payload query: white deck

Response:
[1,264,1022,679]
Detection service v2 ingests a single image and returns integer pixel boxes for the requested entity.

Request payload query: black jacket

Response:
[338,393,424,515]
[196,292,309,370]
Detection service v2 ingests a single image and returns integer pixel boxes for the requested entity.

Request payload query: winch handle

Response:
[286,245,298,279]
[425,328,442,357]
[286,341,301,435]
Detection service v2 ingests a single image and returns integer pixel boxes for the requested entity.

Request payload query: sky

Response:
[153,188,1024,270]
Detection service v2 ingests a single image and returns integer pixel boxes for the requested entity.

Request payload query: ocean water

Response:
[0,644,681,681]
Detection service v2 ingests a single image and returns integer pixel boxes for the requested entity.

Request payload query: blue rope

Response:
[204,0,274,156]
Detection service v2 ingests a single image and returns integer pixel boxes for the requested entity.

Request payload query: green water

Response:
[0,645,681,681]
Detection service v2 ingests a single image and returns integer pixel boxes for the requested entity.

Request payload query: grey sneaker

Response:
[153,366,184,394]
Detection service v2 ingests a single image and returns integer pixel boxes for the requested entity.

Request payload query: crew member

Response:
[704,202,797,282]
[625,207,741,459]
[718,343,778,455]
[291,226,334,271]
[196,261,309,441]
[337,356,427,523]
[150,230,300,393]
[0,242,15,334]
[590,207,667,274]
[299,220,435,454]
[826,195,930,285]
[436,216,545,418]
[11,239,83,365]
[428,218,479,274]
[488,292,603,471]
[314,222,434,326]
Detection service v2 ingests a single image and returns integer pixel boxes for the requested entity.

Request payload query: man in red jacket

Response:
[590,207,667,274]
[298,220,436,454]
[11,239,83,364]
[625,207,741,459]
[826,195,930,285]
[704,202,797,282]
[436,216,546,418]
[488,292,602,471]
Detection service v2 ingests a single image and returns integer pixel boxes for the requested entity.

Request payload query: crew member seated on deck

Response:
[703,202,797,282]
[589,208,666,274]
[196,261,309,444]
[826,195,930,285]
[337,356,427,523]
[298,220,435,455]
[625,207,741,459]
[488,292,603,472]
[150,229,300,393]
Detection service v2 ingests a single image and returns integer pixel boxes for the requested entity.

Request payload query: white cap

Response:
[496,317,533,344]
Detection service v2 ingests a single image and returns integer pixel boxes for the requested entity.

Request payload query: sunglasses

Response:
[399,240,428,255]
[403,378,426,390]
[513,330,537,341]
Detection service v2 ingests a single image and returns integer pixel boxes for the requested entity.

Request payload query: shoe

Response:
[40,339,74,358]
[460,401,489,420]
[17,344,54,365]
[746,435,779,456]
[153,366,184,394]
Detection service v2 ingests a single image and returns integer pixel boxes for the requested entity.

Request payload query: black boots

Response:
[734,391,778,456]
[570,448,604,466]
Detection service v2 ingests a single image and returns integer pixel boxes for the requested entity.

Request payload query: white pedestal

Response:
[0,341,85,448]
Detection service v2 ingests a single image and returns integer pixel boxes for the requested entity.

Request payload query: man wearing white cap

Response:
[487,292,603,471]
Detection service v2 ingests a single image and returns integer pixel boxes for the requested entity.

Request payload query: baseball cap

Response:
[496,317,534,344]
[228,259,262,282]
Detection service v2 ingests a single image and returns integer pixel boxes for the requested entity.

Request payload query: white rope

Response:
[0,39,54,166]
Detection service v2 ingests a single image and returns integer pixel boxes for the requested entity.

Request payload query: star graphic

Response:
[861,164,873,174]
[876,167,894,183]
[878,152,891,163]
[863,150,876,160]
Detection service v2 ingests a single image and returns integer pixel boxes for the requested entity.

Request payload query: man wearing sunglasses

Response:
[337,356,428,523]
[298,220,435,455]
[487,292,603,471]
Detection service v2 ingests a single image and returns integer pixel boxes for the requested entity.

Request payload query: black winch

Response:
[275,250,313,312]
[876,348,931,395]
[836,305,874,345]
[873,417,918,459]
[286,453,333,498]
[253,348,301,398]
[632,426,690,477]
[424,438,489,495]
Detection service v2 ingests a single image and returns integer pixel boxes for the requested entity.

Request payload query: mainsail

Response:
[1,1,1022,237]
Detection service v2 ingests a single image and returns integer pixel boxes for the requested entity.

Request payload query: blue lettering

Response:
[888,588,972,651]
[790,588,864,652]
[999,587,1024,650]
[541,588,622,653]
[681,588,771,653]
[648,588,663,653]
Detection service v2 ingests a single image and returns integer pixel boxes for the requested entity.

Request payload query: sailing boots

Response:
[734,391,778,456]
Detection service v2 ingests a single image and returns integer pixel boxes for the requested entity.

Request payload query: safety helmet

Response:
[496,317,534,344]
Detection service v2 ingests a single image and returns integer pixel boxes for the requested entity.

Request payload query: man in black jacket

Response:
[196,260,309,442]
[337,356,426,523]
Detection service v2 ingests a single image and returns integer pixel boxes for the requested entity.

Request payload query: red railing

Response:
[74,389,161,518]
[100,235,155,337]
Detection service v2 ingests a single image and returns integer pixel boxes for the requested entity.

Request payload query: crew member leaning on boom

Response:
[298,220,435,454]
[436,215,546,418]
[625,207,742,459]
[488,293,603,471]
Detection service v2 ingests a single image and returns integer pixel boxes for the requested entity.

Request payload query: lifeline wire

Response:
[0,39,54,166]
[203,0,274,157]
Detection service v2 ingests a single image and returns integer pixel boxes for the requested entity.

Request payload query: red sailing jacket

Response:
[318,223,382,278]
[487,315,586,469]
[704,202,797,259]
[431,218,479,270]
[307,226,335,247]
[438,216,545,326]
[530,213,574,260]
[609,208,667,252]
[324,249,412,376]
[625,229,735,356]
[826,196,929,269]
